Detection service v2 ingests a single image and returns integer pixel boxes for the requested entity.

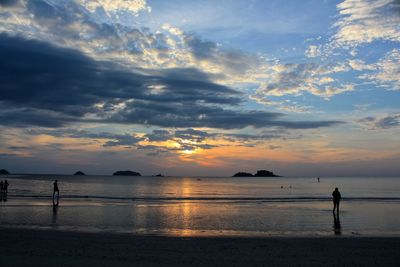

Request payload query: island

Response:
[113,170,141,176]
[153,174,164,177]
[232,172,253,177]
[74,171,86,176]
[0,169,10,175]
[254,170,280,177]
[232,170,281,177]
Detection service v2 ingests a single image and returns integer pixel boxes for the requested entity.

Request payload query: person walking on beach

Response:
[332,187,341,214]
[53,180,59,205]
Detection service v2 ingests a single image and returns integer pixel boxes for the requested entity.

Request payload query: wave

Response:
[7,194,400,203]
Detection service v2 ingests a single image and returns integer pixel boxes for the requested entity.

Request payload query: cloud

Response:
[0,0,279,97]
[24,128,144,147]
[145,130,173,142]
[79,0,151,15]
[0,34,342,130]
[251,62,354,100]
[182,33,262,80]
[358,49,400,90]
[357,112,400,129]
[222,131,291,142]
[174,128,211,142]
[0,0,18,7]
[305,45,321,58]
[0,0,359,108]
[268,145,281,150]
[332,0,400,48]
[142,128,217,154]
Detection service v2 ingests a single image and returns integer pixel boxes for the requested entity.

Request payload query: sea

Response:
[1,175,400,237]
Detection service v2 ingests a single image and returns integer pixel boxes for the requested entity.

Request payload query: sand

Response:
[0,228,399,267]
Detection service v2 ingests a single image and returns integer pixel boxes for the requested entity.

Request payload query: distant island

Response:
[232,172,253,177]
[113,170,141,176]
[232,170,280,177]
[153,174,164,177]
[0,169,10,175]
[254,170,280,177]
[74,171,86,176]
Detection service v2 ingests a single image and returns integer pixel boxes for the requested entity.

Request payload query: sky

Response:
[0,0,399,176]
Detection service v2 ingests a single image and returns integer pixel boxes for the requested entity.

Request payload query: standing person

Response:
[53,180,59,206]
[317,177,320,183]
[332,187,341,214]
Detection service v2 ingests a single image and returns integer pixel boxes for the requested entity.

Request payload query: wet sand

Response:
[0,228,399,266]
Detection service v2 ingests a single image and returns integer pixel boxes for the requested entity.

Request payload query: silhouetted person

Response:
[317,177,320,183]
[333,212,341,235]
[332,187,341,214]
[53,180,59,206]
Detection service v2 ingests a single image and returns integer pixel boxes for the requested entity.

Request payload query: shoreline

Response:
[1,228,399,266]
[2,224,400,238]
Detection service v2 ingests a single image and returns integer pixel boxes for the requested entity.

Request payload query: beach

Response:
[1,228,399,267]
[2,175,400,266]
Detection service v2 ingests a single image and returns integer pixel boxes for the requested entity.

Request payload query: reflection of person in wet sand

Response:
[4,180,9,194]
[333,212,341,235]
[0,180,7,201]
[52,204,59,225]
[53,180,59,206]
[0,180,3,201]
[332,187,341,214]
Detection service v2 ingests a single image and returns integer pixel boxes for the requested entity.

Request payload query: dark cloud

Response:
[69,131,144,147]
[0,34,342,130]
[184,33,257,74]
[103,135,143,147]
[184,34,217,59]
[25,128,143,147]
[223,132,287,142]
[375,115,400,129]
[0,0,18,7]
[358,113,400,129]
[174,128,211,142]
[145,130,173,142]
[0,107,77,127]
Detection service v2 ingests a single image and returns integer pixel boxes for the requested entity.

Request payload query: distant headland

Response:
[0,169,10,175]
[113,170,141,176]
[74,171,86,176]
[232,170,280,177]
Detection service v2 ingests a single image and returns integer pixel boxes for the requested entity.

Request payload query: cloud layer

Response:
[0,34,341,129]
[333,0,400,47]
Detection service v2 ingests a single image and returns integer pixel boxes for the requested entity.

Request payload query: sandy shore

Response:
[0,228,399,267]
